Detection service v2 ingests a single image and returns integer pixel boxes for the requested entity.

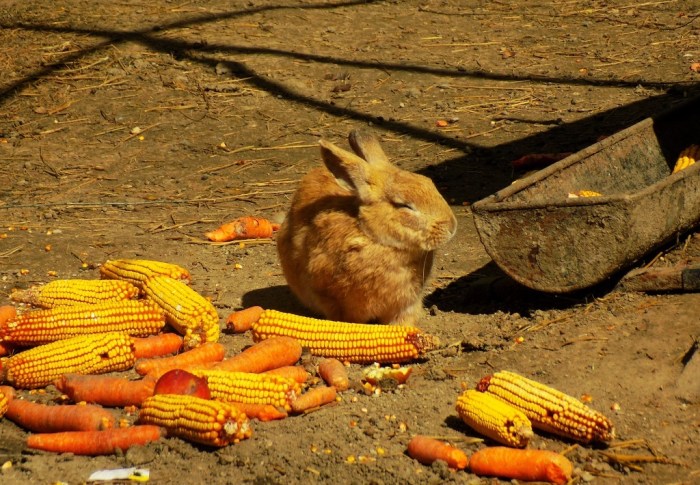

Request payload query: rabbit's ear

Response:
[348,130,390,166]
[319,138,373,199]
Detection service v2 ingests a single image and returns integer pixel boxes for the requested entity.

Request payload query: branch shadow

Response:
[2,1,699,317]
[1,1,697,204]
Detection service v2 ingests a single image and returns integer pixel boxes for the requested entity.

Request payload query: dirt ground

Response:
[1,1,699,483]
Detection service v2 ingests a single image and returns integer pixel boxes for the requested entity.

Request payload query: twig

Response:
[0,246,23,258]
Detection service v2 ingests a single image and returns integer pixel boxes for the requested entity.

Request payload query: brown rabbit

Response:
[277,130,457,325]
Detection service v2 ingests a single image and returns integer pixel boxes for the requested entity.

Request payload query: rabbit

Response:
[276,129,457,325]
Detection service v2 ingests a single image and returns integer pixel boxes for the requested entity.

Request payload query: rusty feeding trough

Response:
[471,97,700,293]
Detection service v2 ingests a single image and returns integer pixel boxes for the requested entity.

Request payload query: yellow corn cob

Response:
[10,279,139,308]
[192,369,300,411]
[0,332,135,389]
[477,370,614,444]
[455,389,533,447]
[0,300,166,346]
[100,258,191,289]
[672,144,699,173]
[141,276,220,349]
[0,387,8,419]
[138,393,252,447]
[252,309,438,364]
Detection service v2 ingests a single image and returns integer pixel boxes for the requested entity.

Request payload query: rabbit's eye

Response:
[391,200,416,211]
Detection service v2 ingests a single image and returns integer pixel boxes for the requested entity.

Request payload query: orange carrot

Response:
[26,425,164,455]
[132,333,184,359]
[317,358,349,391]
[225,306,264,333]
[205,216,281,242]
[135,342,226,378]
[5,399,116,432]
[213,336,302,373]
[468,447,573,485]
[290,386,337,413]
[230,402,288,422]
[56,374,156,408]
[264,365,309,384]
[407,435,469,470]
[0,305,16,326]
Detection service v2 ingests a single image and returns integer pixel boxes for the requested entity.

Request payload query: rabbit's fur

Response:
[277,130,457,324]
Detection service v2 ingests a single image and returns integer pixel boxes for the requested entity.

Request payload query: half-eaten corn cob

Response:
[252,309,438,363]
[0,300,166,346]
[138,393,251,447]
[141,276,220,349]
[455,389,533,448]
[10,279,139,308]
[0,332,136,389]
[477,370,614,444]
[100,258,191,289]
[192,369,300,411]
[672,144,699,173]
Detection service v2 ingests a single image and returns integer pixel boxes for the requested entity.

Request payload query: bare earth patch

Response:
[1,1,699,484]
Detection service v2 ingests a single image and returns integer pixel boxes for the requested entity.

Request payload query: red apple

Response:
[154,369,211,399]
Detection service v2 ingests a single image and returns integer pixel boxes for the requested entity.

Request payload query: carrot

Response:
[5,399,116,432]
[213,336,302,373]
[205,216,281,242]
[317,358,349,391]
[230,402,288,422]
[135,341,226,378]
[510,152,573,170]
[132,333,184,359]
[468,447,574,485]
[264,365,309,384]
[0,305,16,326]
[225,306,264,333]
[26,425,164,455]
[406,435,469,470]
[290,385,337,413]
[56,374,156,408]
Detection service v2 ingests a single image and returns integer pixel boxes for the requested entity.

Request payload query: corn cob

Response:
[100,258,191,289]
[477,370,614,444]
[0,332,135,389]
[0,387,8,419]
[672,144,699,173]
[0,300,166,346]
[10,279,139,308]
[252,309,438,363]
[141,276,220,349]
[192,369,300,411]
[138,393,252,447]
[455,389,533,448]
